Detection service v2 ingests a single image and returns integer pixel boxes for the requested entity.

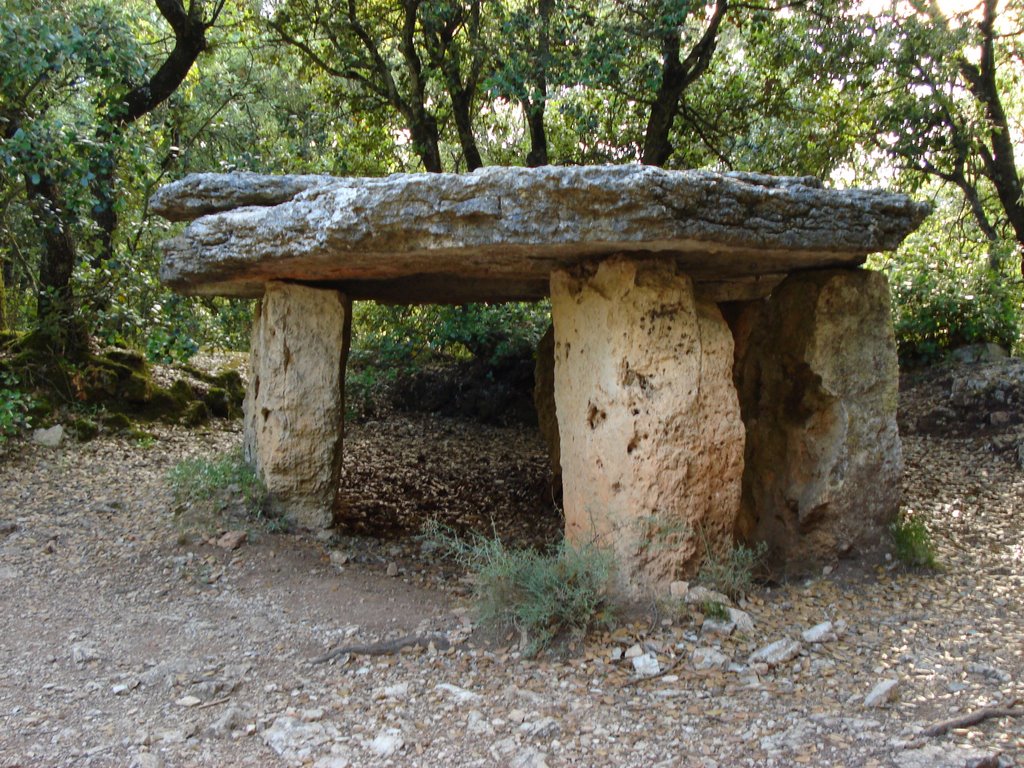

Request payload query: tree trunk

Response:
[26,173,88,357]
[451,88,483,171]
[641,0,728,167]
[960,0,1024,274]
[524,0,552,167]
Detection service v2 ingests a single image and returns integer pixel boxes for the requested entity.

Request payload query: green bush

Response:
[891,513,937,569]
[351,301,550,369]
[167,447,276,532]
[0,372,36,443]
[425,522,615,656]
[872,217,1022,366]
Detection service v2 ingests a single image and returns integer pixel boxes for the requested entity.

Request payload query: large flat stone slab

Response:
[153,166,928,302]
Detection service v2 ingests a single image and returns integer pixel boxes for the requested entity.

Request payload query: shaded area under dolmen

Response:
[152,165,929,596]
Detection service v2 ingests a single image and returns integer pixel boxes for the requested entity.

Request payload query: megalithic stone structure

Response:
[152,165,928,594]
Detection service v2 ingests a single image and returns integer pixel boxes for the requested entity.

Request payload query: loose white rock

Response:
[369,728,405,757]
[632,652,661,677]
[864,678,900,708]
[685,586,732,606]
[727,607,756,634]
[748,639,802,667]
[71,643,99,664]
[435,682,482,704]
[32,425,64,448]
[692,647,730,670]
[624,643,644,659]
[804,621,837,644]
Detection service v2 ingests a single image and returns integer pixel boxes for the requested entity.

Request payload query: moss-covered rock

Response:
[103,413,132,433]
[181,400,211,427]
[102,348,147,371]
[70,418,100,441]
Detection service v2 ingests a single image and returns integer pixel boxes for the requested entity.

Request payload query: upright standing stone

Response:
[551,258,745,596]
[734,269,902,573]
[243,282,351,529]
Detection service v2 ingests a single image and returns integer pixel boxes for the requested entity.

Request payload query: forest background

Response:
[1,0,1023,430]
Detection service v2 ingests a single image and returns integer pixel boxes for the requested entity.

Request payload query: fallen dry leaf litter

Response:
[0,363,1022,768]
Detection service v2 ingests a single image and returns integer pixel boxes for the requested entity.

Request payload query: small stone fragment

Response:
[216,530,247,550]
[208,706,248,739]
[802,621,838,644]
[435,682,481,704]
[369,728,404,757]
[632,652,661,677]
[701,617,735,637]
[381,682,409,700]
[685,586,732,606]
[864,678,900,708]
[386,561,399,577]
[748,639,802,667]
[71,643,99,665]
[669,580,690,598]
[521,716,560,739]
[692,647,730,670]
[176,695,202,708]
[624,643,644,659]
[727,607,755,635]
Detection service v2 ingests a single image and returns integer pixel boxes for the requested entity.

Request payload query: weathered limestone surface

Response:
[153,166,929,302]
[243,282,351,529]
[552,258,745,595]
[734,269,902,572]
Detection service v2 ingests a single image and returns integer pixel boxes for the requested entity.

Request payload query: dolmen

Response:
[152,165,929,596]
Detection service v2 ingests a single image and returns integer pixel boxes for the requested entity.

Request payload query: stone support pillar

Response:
[551,258,745,596]
[243,281,351,529]
[734,269,902,573]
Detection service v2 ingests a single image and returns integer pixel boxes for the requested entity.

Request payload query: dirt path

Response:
[0,387,1022,767]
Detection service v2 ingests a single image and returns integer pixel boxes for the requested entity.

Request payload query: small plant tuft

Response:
[890,513,937,569]
[167,448,276,534]
[424,521,616,656]
[702,600,729,622]
[697,531,767,602]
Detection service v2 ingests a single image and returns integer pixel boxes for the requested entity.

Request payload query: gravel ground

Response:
[0,374,1022,768]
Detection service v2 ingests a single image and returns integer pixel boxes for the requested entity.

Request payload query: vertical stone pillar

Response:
[243,282,351,530]
[551,258,745,596]
[734,269,901,573]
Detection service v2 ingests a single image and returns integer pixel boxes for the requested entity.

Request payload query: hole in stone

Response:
[260,407,270,422]
[627,435,639,454]
[333,303,563,572]
[587,403,606,429]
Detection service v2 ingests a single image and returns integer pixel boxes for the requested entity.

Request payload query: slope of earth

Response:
[0,361,1022,768]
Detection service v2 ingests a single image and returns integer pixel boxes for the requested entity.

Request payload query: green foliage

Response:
[890,513,938,569]
[167,447,277,533]
[0,371,35,442]
[425,522,616,656]
[697,534,766,601]
[873,212,1022,365]
[352,301,550,369]
[702,600,729,622]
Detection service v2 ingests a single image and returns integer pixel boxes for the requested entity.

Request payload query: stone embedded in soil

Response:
[552,258,745,595]
[802,621,838,644]
[863,678,900,708]
[734,269,902,572]
[243,282,350,530]
[216,530,246,550]
[748,639,802,667]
